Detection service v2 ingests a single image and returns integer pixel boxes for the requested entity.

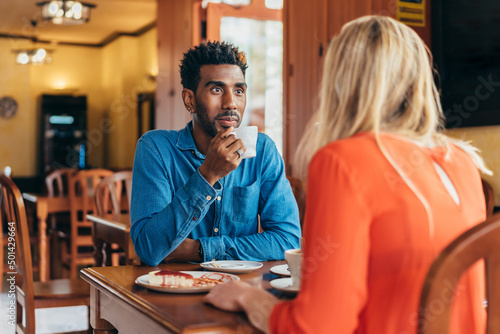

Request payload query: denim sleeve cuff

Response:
[196,168,223,191]
[176,169,219,206]
[198,236,224,261]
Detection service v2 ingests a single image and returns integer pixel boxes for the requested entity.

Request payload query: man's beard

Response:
[195,100,241,138]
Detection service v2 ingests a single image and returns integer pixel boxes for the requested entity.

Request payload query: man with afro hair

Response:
[130,41,301,266]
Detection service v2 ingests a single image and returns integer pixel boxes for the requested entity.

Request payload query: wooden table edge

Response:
[22,192,40,203]
[80,267,184,333]
[86,214,129,231]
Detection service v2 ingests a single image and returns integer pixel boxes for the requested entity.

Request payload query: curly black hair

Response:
[179,41,248,91]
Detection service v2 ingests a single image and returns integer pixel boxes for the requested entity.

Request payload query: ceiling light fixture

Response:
[12,20,54,65]
[14,48,53,65]
[37,1,96,25]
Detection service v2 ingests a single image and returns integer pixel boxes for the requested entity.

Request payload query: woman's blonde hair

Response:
[295,15,490,179]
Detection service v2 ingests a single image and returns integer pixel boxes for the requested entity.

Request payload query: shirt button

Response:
[206,195,212,201]
[217,196,221,201]
[214,228,219,232]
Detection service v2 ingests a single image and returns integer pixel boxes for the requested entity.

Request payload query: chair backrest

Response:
[67,169,113,278]
[45,168,78,197]
[94,170,133,216]
[418,213,500,334]
[1,168,11,275]
[0,175,36,332]
[482,178,495,218]
[287,176,306,228]
[68,169,114,224]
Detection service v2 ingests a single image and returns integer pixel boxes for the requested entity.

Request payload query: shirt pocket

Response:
[232,180,260,223]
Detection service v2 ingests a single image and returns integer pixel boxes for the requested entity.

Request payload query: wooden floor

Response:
[0,274,88,334]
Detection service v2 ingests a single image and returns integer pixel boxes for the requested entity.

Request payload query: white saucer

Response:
[270,264,290,277]
[270,277,299,293]
[200,260,263,274]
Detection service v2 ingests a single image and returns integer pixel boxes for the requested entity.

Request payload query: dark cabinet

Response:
[39,94,87,175]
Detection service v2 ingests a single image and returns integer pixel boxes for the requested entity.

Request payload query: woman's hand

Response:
[203,280,250,311]
[204,280,280,333]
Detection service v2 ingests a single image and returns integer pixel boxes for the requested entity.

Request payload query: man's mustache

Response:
[214,111,241,122]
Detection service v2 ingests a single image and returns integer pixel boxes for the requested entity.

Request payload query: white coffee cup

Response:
[232,126,258,159]
[285,248,302,289]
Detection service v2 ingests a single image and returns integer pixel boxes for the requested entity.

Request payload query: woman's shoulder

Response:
[310,133,381,169]
[319,132,379,155]
[313,131,434,167]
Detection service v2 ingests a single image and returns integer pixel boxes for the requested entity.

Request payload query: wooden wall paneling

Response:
[192,1,204,46]
[156,0,193,131]
[282,0,290,173]
[283,0,327,175]
[370,0,397,21]
[370,0,431,46]
[283,0,432,175]
[326,0,372,39]
[411,0,432,47]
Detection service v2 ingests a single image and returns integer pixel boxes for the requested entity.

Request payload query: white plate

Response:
[135,271,239,293]
[270,277,299,294]
[270,264,290,277]
[200,260,263,274]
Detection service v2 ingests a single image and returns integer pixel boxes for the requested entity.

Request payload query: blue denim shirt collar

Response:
[176,121,206,160]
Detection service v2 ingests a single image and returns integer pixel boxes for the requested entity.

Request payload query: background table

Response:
[22,193,70,281]
[81,261,291,334]
[87,213,139,266]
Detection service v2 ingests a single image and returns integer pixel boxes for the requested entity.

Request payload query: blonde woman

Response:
[204,15,489,333]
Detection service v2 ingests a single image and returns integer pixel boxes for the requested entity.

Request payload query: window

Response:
[198,0,284,153]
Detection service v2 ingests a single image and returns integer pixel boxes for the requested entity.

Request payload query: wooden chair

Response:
[287,176,306,228]
[45,168,78,197]
[94,170,132,216]
[94,170,132,266]
[0,175,90,334]
[62,169,113,279]
[482,178,495,218]
[418,213,500,333]
[2,169,40,280]
[44,168,77,277]
[1,180,9,277]
[1,167,13,275]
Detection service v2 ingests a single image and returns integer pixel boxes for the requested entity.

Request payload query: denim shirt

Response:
[130,122,301,266]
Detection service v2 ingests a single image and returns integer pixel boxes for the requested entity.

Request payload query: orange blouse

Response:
[270,133,486,334]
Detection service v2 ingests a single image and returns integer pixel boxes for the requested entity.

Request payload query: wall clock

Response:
[0,96,18,119]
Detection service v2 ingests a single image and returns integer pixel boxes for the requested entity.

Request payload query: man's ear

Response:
[182,89,195,113]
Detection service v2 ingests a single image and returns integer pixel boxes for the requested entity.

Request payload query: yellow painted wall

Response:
[446,126,500,205]
[0,28,157,177]
[0,38,33,176]
[101,28,157,170]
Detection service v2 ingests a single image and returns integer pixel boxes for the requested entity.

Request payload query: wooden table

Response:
[22,193,71,282]
[87,213,139,266]
[81,261,291,334]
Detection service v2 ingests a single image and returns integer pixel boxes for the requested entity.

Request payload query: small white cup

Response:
[285,248,302,289]
[232,126,258,159]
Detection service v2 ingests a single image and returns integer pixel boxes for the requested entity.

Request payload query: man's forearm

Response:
[164,238,202,262]
[131,169,219,266]
[199,229,300,261]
